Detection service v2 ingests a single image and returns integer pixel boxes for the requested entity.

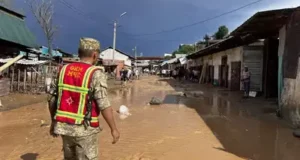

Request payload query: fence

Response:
[8,64,58,94]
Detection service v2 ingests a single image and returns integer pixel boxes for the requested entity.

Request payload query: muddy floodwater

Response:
[1,76,300,160]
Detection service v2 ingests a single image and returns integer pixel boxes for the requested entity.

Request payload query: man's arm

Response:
[48,77,58,121]
[47,76,59,137]
[92,70,120,144]
[48,95,57,121]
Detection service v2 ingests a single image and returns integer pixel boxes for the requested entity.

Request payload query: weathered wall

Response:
[204,47,242,83]
[188,47,243,86]
[281,9,300,126]
[281,58,300,126]
[226,47,243,81]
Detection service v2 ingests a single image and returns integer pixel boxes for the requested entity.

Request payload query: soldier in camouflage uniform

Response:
[48,38,120,160]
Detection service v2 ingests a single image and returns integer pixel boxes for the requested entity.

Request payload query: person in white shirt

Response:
[127,68,132,81]
[135,69,139,80]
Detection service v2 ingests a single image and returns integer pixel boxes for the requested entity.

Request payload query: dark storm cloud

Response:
[14,0,300,56]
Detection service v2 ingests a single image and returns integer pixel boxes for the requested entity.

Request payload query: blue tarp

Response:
[40,46,62,57]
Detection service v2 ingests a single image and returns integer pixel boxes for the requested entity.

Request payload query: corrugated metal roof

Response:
[0,58,48,65]
[187,7,299,60]
[187,36,260,59]
[175,54,186,58]
[0,7,37,48]
[231,7,297,37]
[136,57,163,60]
[161,57,179,66]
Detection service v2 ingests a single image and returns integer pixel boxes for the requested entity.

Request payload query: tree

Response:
[214,25,229,39]
[203,34,211,46]
[164,55,173,60]
[172,44,195,56]
[27,0,57,72]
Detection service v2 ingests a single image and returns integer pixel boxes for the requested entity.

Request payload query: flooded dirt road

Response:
[1,76,300,160]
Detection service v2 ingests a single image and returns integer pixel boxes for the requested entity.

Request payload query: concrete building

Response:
[100,47,133,67]
[100,47,134,78]
[188,38,264,91]
[136,57,163,73]
[164,53,172,57]
[187,7,300,125]
[229,7,300,124]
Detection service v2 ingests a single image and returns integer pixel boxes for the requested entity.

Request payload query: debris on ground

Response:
[117,105,131,120]
[118,105,131,116]
[293,129,300,138]
[0,100,3,108]
[40,120,50,127]
[174,92,187,97]
[175,91,203,98]
[149,97,162,105]
[191,91,204,97]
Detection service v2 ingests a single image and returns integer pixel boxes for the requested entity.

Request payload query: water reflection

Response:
[109,80,300,160]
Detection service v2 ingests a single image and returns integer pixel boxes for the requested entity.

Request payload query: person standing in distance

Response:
[48,37,120,160]
[241,66,251,98]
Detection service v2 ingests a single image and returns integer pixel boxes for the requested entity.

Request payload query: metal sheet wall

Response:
[243,46,264,91]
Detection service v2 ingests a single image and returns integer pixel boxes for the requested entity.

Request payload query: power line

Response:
[56,0,263,46]
[57,0,179,47]
[58,0,110,23]
[130,0,263,37]
[57,0,186,43]
[58,0,178,43]
[57,0,131,49]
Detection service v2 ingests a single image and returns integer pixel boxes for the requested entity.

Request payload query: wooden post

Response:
[11,66,14,91]
[36,66,39,83]
[8,66,10,77]
[17,68,20,91]
[35,66,39,91]
[31,67,33,91]
[24,68,27,92]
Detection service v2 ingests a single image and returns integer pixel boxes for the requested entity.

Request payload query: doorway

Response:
[219,56,228,87]
[263,38,279,98]
[230,61,241,91]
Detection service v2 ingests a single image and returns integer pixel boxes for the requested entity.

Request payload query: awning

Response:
[161,61,168,66]
[0,6,37,48]
[179,56,187,65]
[161,57,181,66]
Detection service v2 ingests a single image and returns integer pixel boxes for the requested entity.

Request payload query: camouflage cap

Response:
[79,37,100,51]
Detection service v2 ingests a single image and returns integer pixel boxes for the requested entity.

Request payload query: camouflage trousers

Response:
[62,134,99,160]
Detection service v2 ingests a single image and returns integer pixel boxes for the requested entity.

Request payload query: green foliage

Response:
[214,25,229,39]
[172,44,195,56]
[203,34,210,42]
[164,55,173,60]
[203,34,211,46]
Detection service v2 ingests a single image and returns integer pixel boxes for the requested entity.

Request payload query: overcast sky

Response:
[14,0,300,56]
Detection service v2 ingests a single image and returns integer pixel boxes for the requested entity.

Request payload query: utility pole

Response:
[112,12,127,64]
[134,46,137,70]
[112,21,117,63]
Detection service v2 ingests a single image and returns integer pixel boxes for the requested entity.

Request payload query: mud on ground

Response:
[1,76,300,160]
